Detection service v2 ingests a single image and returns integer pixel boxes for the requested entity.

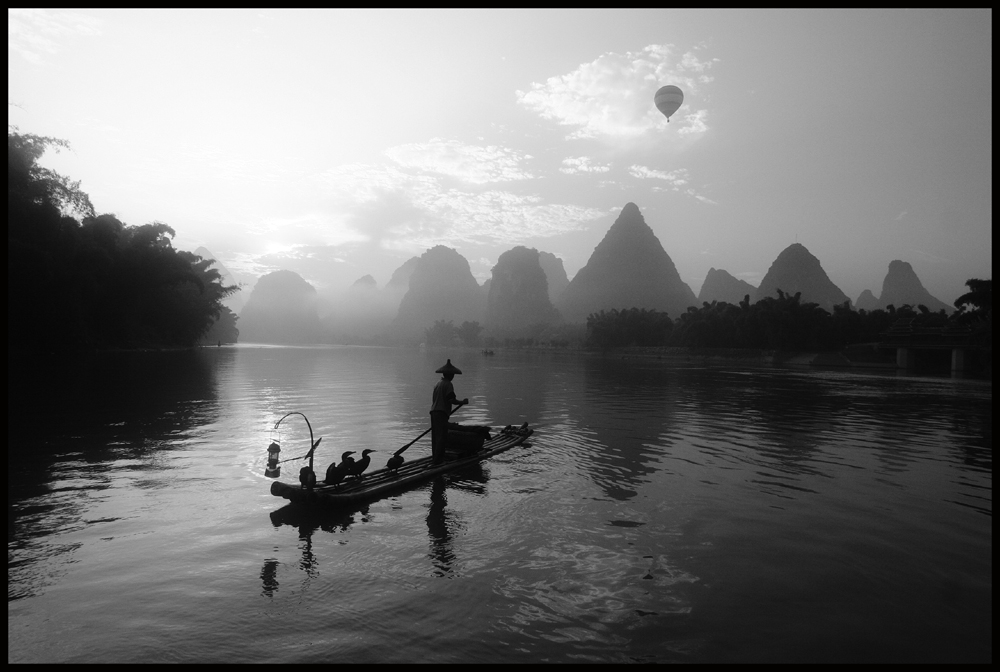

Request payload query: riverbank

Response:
[587,345,900,369]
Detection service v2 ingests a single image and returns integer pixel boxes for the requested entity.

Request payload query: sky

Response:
[8,9,992,306]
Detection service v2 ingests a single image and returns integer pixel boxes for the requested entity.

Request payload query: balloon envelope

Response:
[654,85,684,120]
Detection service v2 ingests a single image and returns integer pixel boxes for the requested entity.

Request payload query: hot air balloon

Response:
[654,85,684,122]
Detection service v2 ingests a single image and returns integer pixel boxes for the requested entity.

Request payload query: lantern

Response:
[265,441,281,477]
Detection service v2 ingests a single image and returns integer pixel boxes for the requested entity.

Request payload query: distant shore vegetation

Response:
[8,128,237,351]
[583,288,990,366]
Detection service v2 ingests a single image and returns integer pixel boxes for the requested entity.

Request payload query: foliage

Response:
[8,128,236,351]
[586,307,673,349]
[200,306,240,345]
[672,290,834,350]
[8,127,95,220]
[424,320,457,346]
[953,279,992,322]
[581,289,983,356]
[951,279,992,354]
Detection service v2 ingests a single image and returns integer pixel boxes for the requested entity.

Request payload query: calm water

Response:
[7,346,992,663]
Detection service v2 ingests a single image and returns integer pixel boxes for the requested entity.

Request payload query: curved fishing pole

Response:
[274,412,322,467]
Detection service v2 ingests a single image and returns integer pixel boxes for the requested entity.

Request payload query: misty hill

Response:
[698,267,757,305]
[538,251,569,305]
[194,246,244,315]
[238,270,323,344]
[485,246,561,336]
[855,289,879,311]
[878,260,952,313]
[386,256,420,294]
[321,274,399,340]
[390,245,484,342]
[754,243,850,312]
[557,203,697,323]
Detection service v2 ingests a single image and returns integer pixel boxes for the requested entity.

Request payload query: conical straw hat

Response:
[435,359,462,375]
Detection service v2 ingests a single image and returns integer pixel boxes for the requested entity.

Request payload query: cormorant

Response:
[347,449,375,479]
[324,450,356,486]
[386,453,404,474]
[299,465,316,490]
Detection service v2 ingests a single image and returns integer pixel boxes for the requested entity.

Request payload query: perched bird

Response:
[299,466,316,490]
[324,450,356,486]
[386,453,404,474]
[347,449,375,479]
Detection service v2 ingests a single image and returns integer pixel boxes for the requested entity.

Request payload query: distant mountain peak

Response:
[855,289,879,311]
[878,259,951,313]
[754,243,849,311]
[620,202,641,219]
[390,246,483,340]
[557,203,696,322]
[485,246,559,334]
[699,267,757,305]
[238,270,323,344]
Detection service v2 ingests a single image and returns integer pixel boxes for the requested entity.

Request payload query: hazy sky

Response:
[9,9,992,304]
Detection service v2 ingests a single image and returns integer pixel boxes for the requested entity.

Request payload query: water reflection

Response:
[8,348,224,601]
[268,502,370,535]
[260,558,279,598]
[426,465,489,578]
[480,353,546,428]
[426,477,455,577]
[9,347,992,663]
[266,460,491,589]
[574,356,681,500]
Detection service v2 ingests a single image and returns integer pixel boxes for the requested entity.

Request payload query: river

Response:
[7,345,992,663]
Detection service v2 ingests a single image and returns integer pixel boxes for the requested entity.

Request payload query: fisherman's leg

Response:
[430,412,447,464]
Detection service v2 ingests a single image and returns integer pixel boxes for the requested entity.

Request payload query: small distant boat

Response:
[270,423,533,506]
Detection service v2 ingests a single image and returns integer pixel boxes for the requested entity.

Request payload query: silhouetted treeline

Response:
[8,129,236,351]
[199,306,240,345]
[586,283,992,353]
[586,307,674,349]
[424,320,484,347]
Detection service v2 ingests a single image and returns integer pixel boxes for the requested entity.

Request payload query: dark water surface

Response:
[8,346,992,663]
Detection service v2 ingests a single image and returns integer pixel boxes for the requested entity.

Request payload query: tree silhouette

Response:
[954,279,991,321]
[8,128,236,351]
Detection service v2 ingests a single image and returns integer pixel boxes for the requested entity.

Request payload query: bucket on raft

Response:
[445,424,491,456]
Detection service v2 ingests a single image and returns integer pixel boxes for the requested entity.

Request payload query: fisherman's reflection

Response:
[425,466,488,578]
[426,477,456,577]
[260,558,279,598]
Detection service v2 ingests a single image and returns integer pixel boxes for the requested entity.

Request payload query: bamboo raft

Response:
[270,423,533,506]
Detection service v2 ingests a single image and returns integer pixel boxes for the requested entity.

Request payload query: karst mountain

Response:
[485,246,560,336]
[557,203,697,322]
[238,269,323,344]
[390,245,484,341]
[698,267,757,305]
[754,243,850,311]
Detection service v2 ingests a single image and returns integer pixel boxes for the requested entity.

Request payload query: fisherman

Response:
[430,359,468,464]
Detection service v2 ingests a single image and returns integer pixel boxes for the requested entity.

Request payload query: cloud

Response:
[8,9,101,64]
[689,191,719,206]
[628,165,718,205]
[515,44,717,140]
[629,165,689,184]
[314,161,604,253]
[383,138,534,184]
[676,109,709,136]
[559,156,611,174]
